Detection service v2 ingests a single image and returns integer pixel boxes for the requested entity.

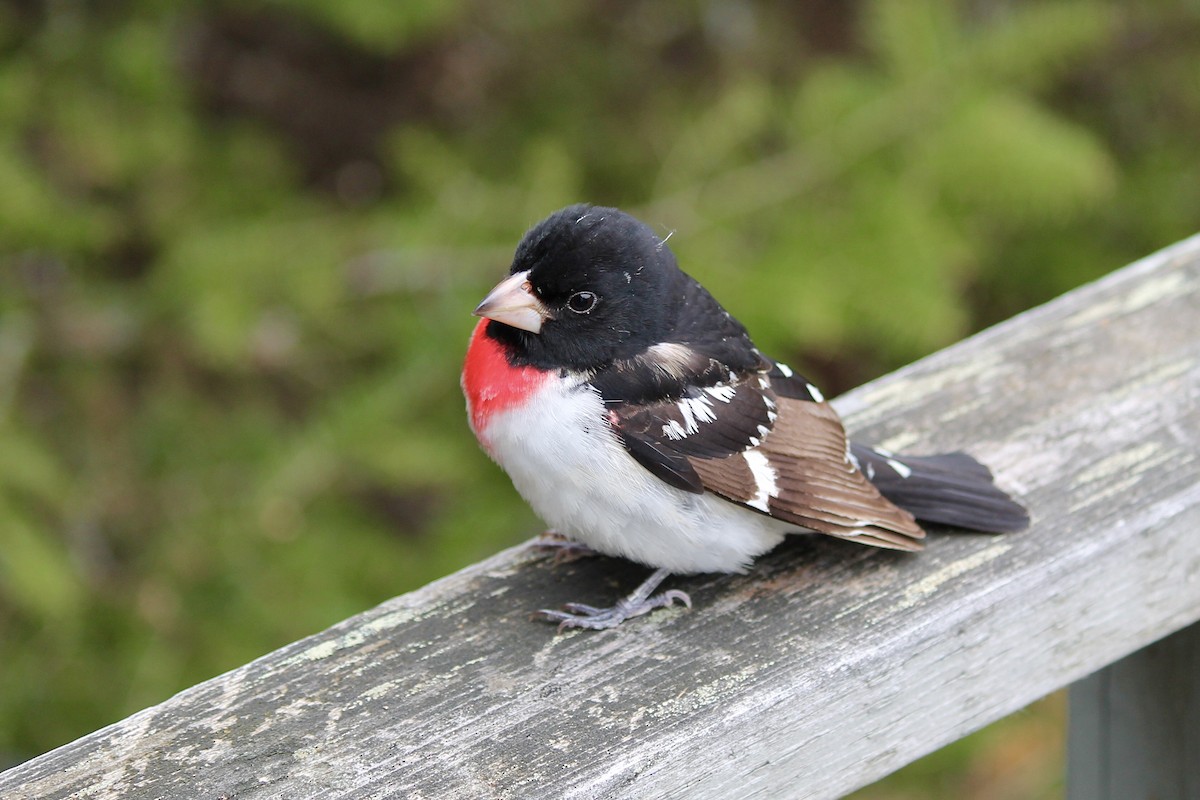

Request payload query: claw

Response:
[531,568,690,631]
[562,602,605,615]
[662,589,692,609]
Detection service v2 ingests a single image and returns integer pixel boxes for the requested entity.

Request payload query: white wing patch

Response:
[806,382,825,402]
[705,384,737,403]
[678,395,717,433]
[741,450,779,512]
[660,394,720,440]
[662,419,688,441]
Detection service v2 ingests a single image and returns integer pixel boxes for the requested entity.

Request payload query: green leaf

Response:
[0,500,84,623]
[273,0,467,53]
[865,0,960,79]
[970,1,1118,88]
[920,93,1117,222]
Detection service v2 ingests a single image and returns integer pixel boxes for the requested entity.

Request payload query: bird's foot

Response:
[533,591,691,631]
[529,530,599,564]
[532,568,690,631]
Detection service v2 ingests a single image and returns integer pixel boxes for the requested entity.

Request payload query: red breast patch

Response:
[462,319,550,447]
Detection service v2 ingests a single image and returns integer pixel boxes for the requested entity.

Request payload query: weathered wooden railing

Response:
[3,237,1198,800]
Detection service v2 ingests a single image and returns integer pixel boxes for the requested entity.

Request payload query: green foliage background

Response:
[2,0,1198,793]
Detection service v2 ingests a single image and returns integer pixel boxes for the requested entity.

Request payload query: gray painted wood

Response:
[1067,622,1200,800]
[2,235,1199,800]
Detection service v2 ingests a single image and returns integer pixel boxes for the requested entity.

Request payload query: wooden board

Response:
[1067,622,1200,799]
[3,235,1199,800]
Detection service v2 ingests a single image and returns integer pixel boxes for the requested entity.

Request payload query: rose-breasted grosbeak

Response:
[463,204,1029,630]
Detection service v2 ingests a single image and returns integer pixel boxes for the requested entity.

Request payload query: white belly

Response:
[476,376,791,574]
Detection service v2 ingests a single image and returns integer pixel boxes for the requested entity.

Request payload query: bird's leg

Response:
[533,568,691,631]
[529,530,599,563]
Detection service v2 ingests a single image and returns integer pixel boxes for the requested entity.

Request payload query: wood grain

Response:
[3,235,1199,800]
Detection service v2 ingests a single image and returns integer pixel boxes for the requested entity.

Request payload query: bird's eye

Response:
[567,291,597,314]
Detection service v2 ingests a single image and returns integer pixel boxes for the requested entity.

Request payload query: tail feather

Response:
[850,444,1030,532]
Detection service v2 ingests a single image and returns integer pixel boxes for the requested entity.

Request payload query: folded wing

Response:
[598,351,926,551]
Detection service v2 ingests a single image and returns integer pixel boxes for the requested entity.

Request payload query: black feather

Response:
[851,445,1030,532]
[621,432,704,493]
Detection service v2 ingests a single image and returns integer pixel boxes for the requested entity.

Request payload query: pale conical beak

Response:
[473,270,552,334]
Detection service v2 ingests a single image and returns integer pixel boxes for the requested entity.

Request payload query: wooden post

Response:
[1067,622,1200,800]
[1,235,1198,800]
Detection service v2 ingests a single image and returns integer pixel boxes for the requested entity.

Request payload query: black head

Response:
[475,204,686,371]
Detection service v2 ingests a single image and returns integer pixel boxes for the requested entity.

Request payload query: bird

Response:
[462,204,1030,630]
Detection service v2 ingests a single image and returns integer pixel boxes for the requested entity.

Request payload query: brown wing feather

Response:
[689,396,926,551]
